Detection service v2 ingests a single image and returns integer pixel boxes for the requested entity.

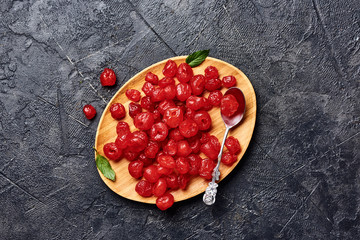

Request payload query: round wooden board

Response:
[95,56,257,204]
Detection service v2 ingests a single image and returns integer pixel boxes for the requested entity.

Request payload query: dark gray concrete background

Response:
[0,0,359,239]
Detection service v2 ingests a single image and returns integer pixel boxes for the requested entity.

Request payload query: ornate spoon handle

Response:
[203,127,230,205]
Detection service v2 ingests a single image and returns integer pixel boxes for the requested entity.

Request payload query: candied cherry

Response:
[200,132,210,144]
[193,111,211,131]
[157,155,176,169]
[166,173,179,189]
[159,77,175,88]
[123,148,139,161]
[222,75,237,88]
[208,90,223,106]
[128,160,144,178]
[200,135,220,160]
[221,152,237,166]
[150,122,169,142]
[100,68,116,86]
[201,98,213,111]
[83,105,96,119]
[163,84,176,100]
[142,82,155,96]
[153,109,161,123]
[134,112,154,131]
[135,180,153,197]
[103,142,122,161]
[128,131,148,152]
[199,158,216,180]
[179,119,199,138]
[163,107,183,128]
[175,157,190,174]
[225,136,241,155]
[184,107,195,119]
[145,72,159,85]
[128,102,142,118]
[138,153,153,166]
[205,78,222,91]
[144,141,160,159]
[177,140,192,157]
[178,174,190,190]
[190,74,206,95]
[163,59,177,77]
[116,121,130,136]
[187,154,202,175]
[141,96,155,111]
[156,193,174,211]
[176,63,193,83]
[164,139,177,156]
[115,132,131,149]
[157,165,173,176]
[204,66,219,80]
[169,128,184,141]
[126,89,141,102]
[188,135,201,153]
[176,83,192,101]
[151,87,166,102]
[221,94,239,117]
[143,165,161,183]
[186,96,204,111]
[158,99,176,115]
[110,103,125,120]
[153,178,167,197]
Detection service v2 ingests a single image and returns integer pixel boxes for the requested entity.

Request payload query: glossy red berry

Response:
[134,112,154,130]
[158,99,176,115]
[151,87,166,102]
[157,165,173,176]
[225,136,241,155]
[83,105,96,119]
[159,77,175,88]
[193,111,212,131]
[176,83,192,101]
[116,121,130,136]
[188,135,201,153]
[138,153,153,166]
[128,131,148,152]
[222,75,237,88]
[142,82,155,96]
[186,96,204,111]
[199,158,216,180]
[110,103,125,120]
[163,107,184,128]
[178,174,190,190]
[128,160,144,178]
[128,102,142,118]
[208,90,223,106]
[202,98,213,111]
[184,107,195,119]
[100,68,116,86]
[144,141,160,159]
[221,152,237,166]
[156,193,174,210]
[150,122,169,142]
[103,142,122,161]
[153,178,167,197]
[164,139,177,156]
[221,94,239,117]
[115,132,131,149]
[145,72,159,85]
[190,74,206,95]
[163,84,176,100]
[204,66,219,80]
[200,135,220,160]
[157,155,176,169]
[123,149,139,161]
[176,63,193,83]
[163,59,177,77]
[143,165,161,183]
[141,96,155,111]
[166,173,179,189]
[175,157,190,174]
[179,119,199,138]
[187,154,202,175]
[200,132,210,144]
[177,140,192,157]
[205,78,222,91]
[169,128,184,141]
[126,89,141,102]
[135,180,153,197]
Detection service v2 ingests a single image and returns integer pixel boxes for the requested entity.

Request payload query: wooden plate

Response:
[95,56,256,204]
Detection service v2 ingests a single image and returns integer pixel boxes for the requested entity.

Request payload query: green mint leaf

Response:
[186,50,210,67]
[95,152,116,181]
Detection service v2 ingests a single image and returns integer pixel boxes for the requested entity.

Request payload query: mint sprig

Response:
[94,148,116,181]
[186,50,210,67]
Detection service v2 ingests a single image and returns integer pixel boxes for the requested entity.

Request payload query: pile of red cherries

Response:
[101,60,241,210]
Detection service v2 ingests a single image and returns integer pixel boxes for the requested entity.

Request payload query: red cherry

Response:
[186,96,205,111]
[145,72,159,85]
[135,180,153,197]
[200,132,210,144]
[179,119,199,138]
[157,165,173,176]
[134,112,154,131]
[166,173,179,189]
[115,132,131,150]
[193,111,211,131]
[208,90,223,106]
[205,78,222,91]
[176,83,192,101]
[175,157,190,174]
[163,60,177,77]
[225,136,241,155]
[153,178,167,197]
[221,152,237,166]
[128,102,142,118]
[143,165,161,183]
[163,84,176,100]
[163,107,184,128]
[126,89,141,102]
[138,153,153,167]
[123,149,139,161]
[151,87,166,102]
[159,77,175,88]
[178,174,190,190]
[144,141,160,159]
[83,105,96,119]
[128,131,148,152]
[204,66,219,80]
[190,74,206,95]
[199,158,216,180]
[188,135,201,153]
[176,63,193,83]
[142,82,155,96]
[150,122,169,141]
[164,139,177,156]
[200,135,220,160]
[169,128,184,141]
[100,68,116,86]
[157,155,176,169]
[156,193,174,210]
[157,99,176,115]
[116,121,130,136]
[177,140,192,157]
[187,154,202,175]
[141,96,155,111]
[128,160,144,178]
[103,142,122,161]
[220,94,239,117]
[222,75,237,88]
[110,103,126,120]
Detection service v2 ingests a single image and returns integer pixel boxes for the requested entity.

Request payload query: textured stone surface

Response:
[0,0,359,239]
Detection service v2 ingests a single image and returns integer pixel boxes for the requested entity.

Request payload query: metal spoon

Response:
[203,87,246,205]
